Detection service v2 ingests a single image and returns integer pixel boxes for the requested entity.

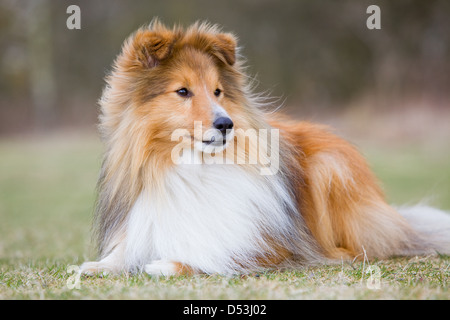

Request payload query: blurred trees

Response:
[25,0,56,131]
[0,0,449,134]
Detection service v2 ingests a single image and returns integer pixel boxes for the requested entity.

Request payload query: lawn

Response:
[0,131,449,300]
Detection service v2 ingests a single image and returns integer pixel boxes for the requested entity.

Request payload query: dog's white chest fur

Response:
[124,161,295,274]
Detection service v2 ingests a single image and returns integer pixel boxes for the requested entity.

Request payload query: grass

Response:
[0,131,449,300]
[1,256,449,299]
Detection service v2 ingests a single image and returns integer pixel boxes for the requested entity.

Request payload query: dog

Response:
[80,20,450,276]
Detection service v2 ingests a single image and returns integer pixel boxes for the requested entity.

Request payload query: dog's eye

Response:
[214,88,221,97]
[176,88,191,97]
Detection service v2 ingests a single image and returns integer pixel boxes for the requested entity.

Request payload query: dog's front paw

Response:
[79,261,115,277]
[144,260,178,277]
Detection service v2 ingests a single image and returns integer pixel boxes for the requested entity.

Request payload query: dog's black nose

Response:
[213,117,234,135]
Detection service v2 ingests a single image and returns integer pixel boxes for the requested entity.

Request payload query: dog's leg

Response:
[80,241,126,276]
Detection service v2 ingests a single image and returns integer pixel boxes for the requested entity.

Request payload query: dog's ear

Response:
[133,30,175,68]
[213,33,237,66]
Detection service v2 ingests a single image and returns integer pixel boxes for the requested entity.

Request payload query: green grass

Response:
[0,132,449,299]
[364,146,450,210]
[1,256,449,299]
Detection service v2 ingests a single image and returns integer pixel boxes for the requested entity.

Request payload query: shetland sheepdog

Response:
[81,20,450,276]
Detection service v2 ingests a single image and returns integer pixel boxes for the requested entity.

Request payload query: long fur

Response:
[81,20,450,276]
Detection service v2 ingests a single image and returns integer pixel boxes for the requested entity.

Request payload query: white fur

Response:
[397,205,450,254]
[144,260,178,276]
[124,150,296,274]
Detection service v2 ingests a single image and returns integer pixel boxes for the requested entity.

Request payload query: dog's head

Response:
[101,20,254,157]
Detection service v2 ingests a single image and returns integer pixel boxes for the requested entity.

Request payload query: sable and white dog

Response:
[81,20,450,276]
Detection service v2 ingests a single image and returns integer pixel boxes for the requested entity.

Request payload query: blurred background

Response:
[0,0,449,263]
[1,0,450,135]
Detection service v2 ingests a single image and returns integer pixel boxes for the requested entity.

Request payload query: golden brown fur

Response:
[271,119,424,260]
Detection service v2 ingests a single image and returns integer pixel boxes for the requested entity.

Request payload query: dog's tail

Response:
[397,205,450,255]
